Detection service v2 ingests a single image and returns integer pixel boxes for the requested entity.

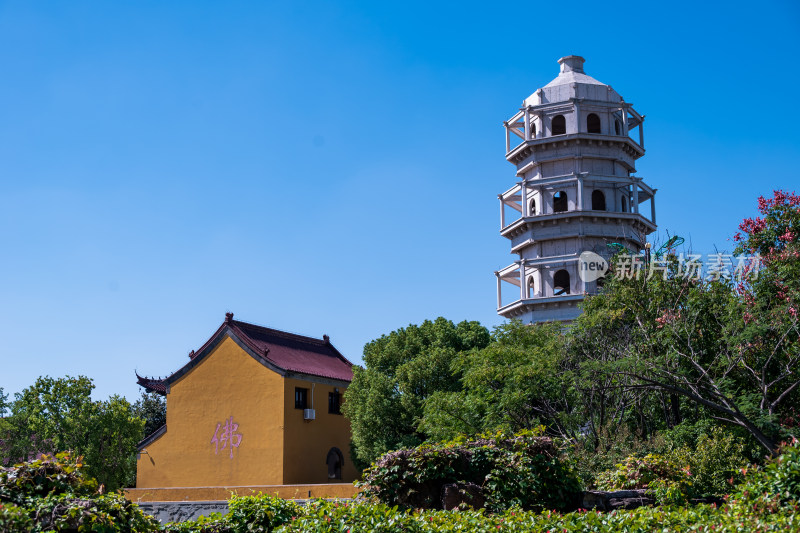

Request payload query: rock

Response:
[583,489,653,511]
[608,495,655,510]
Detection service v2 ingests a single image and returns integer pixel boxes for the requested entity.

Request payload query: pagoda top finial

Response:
[558,55,585,74]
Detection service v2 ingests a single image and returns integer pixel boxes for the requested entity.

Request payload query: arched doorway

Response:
[326,447,344,480]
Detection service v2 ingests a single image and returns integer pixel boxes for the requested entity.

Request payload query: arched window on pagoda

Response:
[592,190,606,211]
[551,115,566,135]
[553,191,568,213]
[587,113,601,134]
[553,270,571,295]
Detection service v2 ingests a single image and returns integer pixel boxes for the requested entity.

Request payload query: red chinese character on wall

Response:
[210,416,243,459]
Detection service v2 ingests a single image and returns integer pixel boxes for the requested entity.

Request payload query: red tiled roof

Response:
[228,320,353,382]
[135,314,353,391]
[136,373,168,395]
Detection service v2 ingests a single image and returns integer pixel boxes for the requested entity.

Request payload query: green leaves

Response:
[168,490,800,533]
[0,376,145,491]
[0,452,160,532]
[357,432,583,513]
[421,321,577,441]
[133,390,167,438]
[343,318,490,466]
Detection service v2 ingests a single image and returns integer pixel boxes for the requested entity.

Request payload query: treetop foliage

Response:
[345,189,800,476]
[358,429,583,512]
[343,317,490,467]
[0,375,145,491]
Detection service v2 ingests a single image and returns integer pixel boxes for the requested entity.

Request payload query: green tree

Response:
[568,190,800,455]
[0,376,144,490]
[342,317,490,467]
[421,321,578,441]
[133,390,166,438]
[733,189,800,436]
[568,257,706,447]
[0,387,7,417]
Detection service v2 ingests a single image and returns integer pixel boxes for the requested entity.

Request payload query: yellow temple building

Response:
[128,312,358,501]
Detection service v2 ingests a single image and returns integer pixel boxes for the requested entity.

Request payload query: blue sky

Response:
[1,0,798,403]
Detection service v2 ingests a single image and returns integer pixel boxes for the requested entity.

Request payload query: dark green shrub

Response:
[566,424,669,488]
[732,438,800,509]
[0,501,33,532]
[282,500,421,533]
[0,452,160,532]
[163,513,230,533]
[30,492,160,532]
[226,494,301,533]
[0,452,97,505]
[358,430,582,512]
[242,497,800,533]
[595,453,690,504]
[666,426,752,497]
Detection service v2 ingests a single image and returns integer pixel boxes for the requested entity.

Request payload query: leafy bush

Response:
[595,453,690,504]
[0,452,97,505]
[0,501,33,532]
[226,494,301,533]
[186,497,799,533]
[666,426,752,497]
[0,452,160,532]
[163,512,229,533]
[29,492,161,532]
[566,424,669,487]
[358,431,583,512]
[731,437,800,508]
[170,442,800,532]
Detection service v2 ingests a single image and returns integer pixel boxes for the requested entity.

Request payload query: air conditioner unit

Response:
[303,409,316,420]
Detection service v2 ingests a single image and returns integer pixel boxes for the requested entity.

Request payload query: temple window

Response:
[553,191,568,213]
[592,190,606,211]
[554,270,571,295]
[295,388,308,410]
[587,113,601,134]
[551,115,566,135]
[329,390,342,414]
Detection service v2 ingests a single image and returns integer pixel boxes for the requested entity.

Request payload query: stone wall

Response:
[137,501,230,524]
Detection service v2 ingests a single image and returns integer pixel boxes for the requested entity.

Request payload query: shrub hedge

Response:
[2,439,800,532]
[357,431,583,512]
[0,452,160,532]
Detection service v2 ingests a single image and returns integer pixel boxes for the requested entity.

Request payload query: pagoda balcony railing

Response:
[495,257,584,310]
[499,174,656,231]
[503,101,645,154]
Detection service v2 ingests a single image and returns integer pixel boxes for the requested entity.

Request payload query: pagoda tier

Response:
[495,56,657,324]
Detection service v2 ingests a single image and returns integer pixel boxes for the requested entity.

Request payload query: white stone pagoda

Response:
[495,56,657,323]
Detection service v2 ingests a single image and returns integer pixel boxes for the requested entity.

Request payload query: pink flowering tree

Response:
[733,189,800,434]
[570,190,799,455]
